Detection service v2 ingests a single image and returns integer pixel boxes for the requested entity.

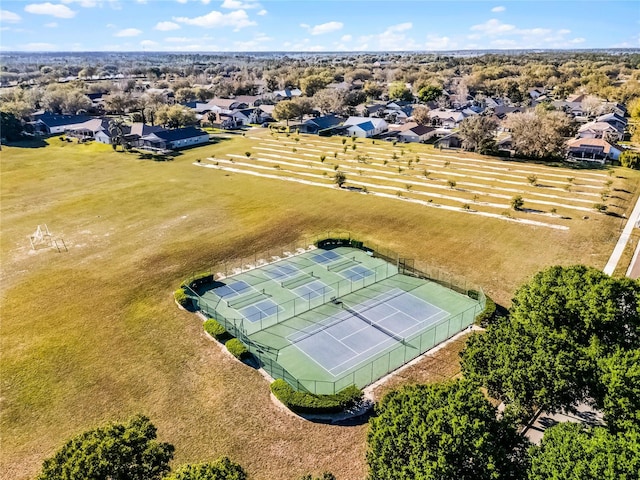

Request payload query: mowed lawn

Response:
[1,133,638,480]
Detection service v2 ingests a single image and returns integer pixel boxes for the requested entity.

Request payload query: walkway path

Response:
[603,195,640,275]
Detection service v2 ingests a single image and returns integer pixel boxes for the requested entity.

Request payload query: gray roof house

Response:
[300,114,343,134]
[137,126,209,152]
[34,113,93,134]
[343,116,388,138]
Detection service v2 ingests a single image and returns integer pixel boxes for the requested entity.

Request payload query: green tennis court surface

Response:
[192,244,484,394]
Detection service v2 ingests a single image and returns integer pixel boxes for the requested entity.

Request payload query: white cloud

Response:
[0,9,21,23]
[45,21,58,27]
[201,0,211,4]
[24,3,76,18]
[155,21,180,31]
[470,18,516,36]
[23,42,57,50]
[114,28,142,37]
[173,9,256,30]
[363,22,416,50]
[164,36,192,42]
[221,0,261,9]
[302,21,343,35]
[491,6,505,12]
[257,9,267,15]
[106,23,116,28]
[140,39,159,47]
[136,0,148,3]
[176,0,188,3]
[569,37,586,44]
[424,34,456,50]
[341,34,352,42]
[61,0,98,7]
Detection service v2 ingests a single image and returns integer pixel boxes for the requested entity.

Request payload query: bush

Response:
[226,338,249,360]
[475,296,497,327]
[174,288,190,308]
[270,379,363,414]
[620,150,640,169]
[203,319,228,341]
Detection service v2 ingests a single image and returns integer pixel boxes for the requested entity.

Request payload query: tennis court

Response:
[192,242,484,393]
[287,288,448,376]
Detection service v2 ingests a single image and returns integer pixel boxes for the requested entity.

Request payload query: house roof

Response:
[141,126,207,143]
[408,125,435,136]
[389,122,418,132]
[36,113,93,128]
[567,138,623,154]
[66,117,111,133]
[596,112,627,124]
[428,110,465,122]
[343,116,387,128]
[305,114,343,130]
[578,121,620,133]
[352,121,375,132]
[130,123,164,137]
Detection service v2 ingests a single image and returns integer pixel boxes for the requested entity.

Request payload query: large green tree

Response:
[387,82,413,102]
[37,414,174,480]
[458,115,498,152]
[165,457,247,480]
[417,85,443,103]
[528,423,640,480]
[461,266,640,417]
[504,110,573,160]
[0,111,24,141]
[273,100,300,126]
[367,380,530,480]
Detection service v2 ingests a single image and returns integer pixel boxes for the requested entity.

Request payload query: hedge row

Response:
[226,338,249,360]
[475,296,497,327]
[270,379,363,414]
[203,319,229,341]
[174,288,190,308]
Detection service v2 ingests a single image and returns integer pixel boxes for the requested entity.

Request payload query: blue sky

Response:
[0,0,638,52]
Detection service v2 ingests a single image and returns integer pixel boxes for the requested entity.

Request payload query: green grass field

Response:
[1,132,639,480]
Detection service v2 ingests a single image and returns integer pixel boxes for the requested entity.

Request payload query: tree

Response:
[504,110,573,160]
[334,171,346,187]
[417,85,443,103]
[363,81,383,100]
[108,118,127,151]
[104,92,134,115]
[411,105,430,125]
[37,414,174,480]
[155,105,197,128]
[460,265,640,417]
[528,423,640,480]
[620,151,640,170]
[313,88,345,115]
[0,111,24,141]
[165,457,247,480]
[457,116,498,151]
[511,195,524,210]
[598,348,640,432]
[387,81,413,102]
[367,380,530,480]
[300,74,331,97]
[273,100,299,126]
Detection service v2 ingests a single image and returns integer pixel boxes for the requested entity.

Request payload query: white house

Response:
[566,138,625,163]
[577,121,624,141]
[138,126,209,151]
[343,116,388,138]
[398,125,437,143]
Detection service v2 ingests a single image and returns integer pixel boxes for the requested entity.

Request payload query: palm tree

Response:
[108,119,126,152]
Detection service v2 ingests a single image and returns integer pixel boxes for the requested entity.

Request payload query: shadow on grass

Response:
[3,138,48,148]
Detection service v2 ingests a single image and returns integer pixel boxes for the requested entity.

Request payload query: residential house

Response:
[343,116,388,138]
[364,103,387,117]
[33,112,93,134]
[300,114,343,134]
[273,88,302,100]
[137,126,209,151]
[566,138,625,163]
[595,112,627,132]
[434,132,463,149]
[577,121,624,141]
[65,118,114,142]
[398,125,437,143]
[428,110,465,129]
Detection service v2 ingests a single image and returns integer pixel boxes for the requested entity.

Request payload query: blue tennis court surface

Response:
[311,250,341,264]
[212,280,251,298]
[293,280,332,300]
[341,265,374,281]
[240,299,282,322]
[288,288,449,375]
[264,263,300,279]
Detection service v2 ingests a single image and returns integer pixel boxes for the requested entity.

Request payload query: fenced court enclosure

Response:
[184,236,485,394]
